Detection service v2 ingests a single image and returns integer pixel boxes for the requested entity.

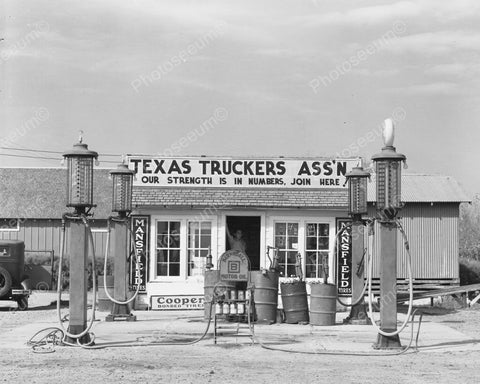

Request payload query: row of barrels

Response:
[205,270,337,325]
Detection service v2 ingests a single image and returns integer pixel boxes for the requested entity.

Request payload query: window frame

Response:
[150,214,217,282]
[269,216,335,284]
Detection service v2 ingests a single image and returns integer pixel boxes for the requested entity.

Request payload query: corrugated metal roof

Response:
[367,173,470,203]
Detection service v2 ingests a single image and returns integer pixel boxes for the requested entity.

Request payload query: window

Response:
[156,221,181,277]
[305,223,330,279]
[274,222,299,277]
[187,221,212,276]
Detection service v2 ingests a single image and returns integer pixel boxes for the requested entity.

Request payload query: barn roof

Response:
[0,168,112,219]
[367,174,470,203]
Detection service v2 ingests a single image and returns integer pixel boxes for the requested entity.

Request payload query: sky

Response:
[1,0,480,196]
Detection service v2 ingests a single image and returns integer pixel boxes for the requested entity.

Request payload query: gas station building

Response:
[0,157,469,310]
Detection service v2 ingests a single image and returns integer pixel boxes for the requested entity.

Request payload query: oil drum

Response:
[280,281,309,324]
[250,270,279,324]
[309,283,336,326]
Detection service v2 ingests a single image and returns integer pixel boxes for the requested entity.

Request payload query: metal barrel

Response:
[250,270,279,324]
[280,281,309,324]
[97,275,114,312]
[309,283,337,326]
[203,270,235,320]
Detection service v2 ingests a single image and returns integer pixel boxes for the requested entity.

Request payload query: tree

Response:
[459,194,480,260]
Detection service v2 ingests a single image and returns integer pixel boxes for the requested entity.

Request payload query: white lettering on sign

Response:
[151,295,205,310]
[336,219,352,297]
[127,156,358,189]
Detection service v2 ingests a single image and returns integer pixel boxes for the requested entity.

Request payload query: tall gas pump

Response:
[62,135,98,345]
[105,162,137,321]
[343,164,371,325]
[371,118,407,349]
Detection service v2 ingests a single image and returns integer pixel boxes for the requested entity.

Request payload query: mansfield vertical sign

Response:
[336,219,352,296]
[127,156,358,188]
[130,215,149,292]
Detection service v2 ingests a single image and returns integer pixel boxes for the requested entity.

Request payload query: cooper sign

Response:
[127,156,358,189]
[151,295,204,310]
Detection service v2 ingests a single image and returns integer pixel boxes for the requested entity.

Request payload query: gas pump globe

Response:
[371,118,406,219]
[63,134,98,212]
[110,163,135,215]
[345,165,370,219]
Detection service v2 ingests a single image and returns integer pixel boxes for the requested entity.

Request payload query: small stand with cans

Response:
[213,250,254,344]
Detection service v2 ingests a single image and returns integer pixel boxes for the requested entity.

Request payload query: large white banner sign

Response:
[127,156,359,189]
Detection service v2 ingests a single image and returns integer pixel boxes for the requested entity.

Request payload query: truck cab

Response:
[0,240,31,310]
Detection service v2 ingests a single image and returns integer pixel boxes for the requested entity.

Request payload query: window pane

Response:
[318,224,329,236]
[306,264,316,278]
[157,249,168,263]
[287,223,298,236]
[170,249,180,263]
[286,265,296,277]
[287,236,298,249]
[201,222,211,234]
[157,263,168,276]
[306,237,317,250]
[200,235,211,248]
[275,236,285,248]
[187,220,212,277]
[287,251,297,263]
[306,223,316,236]
[156,220,183,277]
[170,263,180,276]
[318,237,329,249]
[275,223,286,235]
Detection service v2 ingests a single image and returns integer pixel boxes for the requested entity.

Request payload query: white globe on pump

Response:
[382,118,395,147]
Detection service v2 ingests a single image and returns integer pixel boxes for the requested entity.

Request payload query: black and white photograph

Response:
[1,1,480,383]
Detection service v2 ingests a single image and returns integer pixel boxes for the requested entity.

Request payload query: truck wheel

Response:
[0,266,12,297]
[17,296,28,311]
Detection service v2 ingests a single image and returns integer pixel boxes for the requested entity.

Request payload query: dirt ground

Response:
[1,299,480,384]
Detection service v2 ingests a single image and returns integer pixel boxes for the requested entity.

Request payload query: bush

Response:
[25,252,53,266]
[52,256,114,290]
[459,257,480,286]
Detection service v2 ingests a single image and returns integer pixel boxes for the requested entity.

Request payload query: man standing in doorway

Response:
[226,226,247,254]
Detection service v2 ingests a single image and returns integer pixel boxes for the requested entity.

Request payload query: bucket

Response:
[97,275,114,312]
[250,270,279,324]
[309,283,337,326]
[203,270,236,320]
[280,281,309,324]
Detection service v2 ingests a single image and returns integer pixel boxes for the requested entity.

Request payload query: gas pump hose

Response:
[254,308,423,356]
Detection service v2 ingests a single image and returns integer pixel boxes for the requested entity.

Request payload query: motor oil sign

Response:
[336,218,352,296]
[130,215,149,292]
[219,250,249,281]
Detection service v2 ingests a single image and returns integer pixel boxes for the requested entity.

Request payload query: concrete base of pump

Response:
[373,331,402,350]
[343,304,372,325]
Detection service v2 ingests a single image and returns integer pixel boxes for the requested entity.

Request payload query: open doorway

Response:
[226,216,261,271]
